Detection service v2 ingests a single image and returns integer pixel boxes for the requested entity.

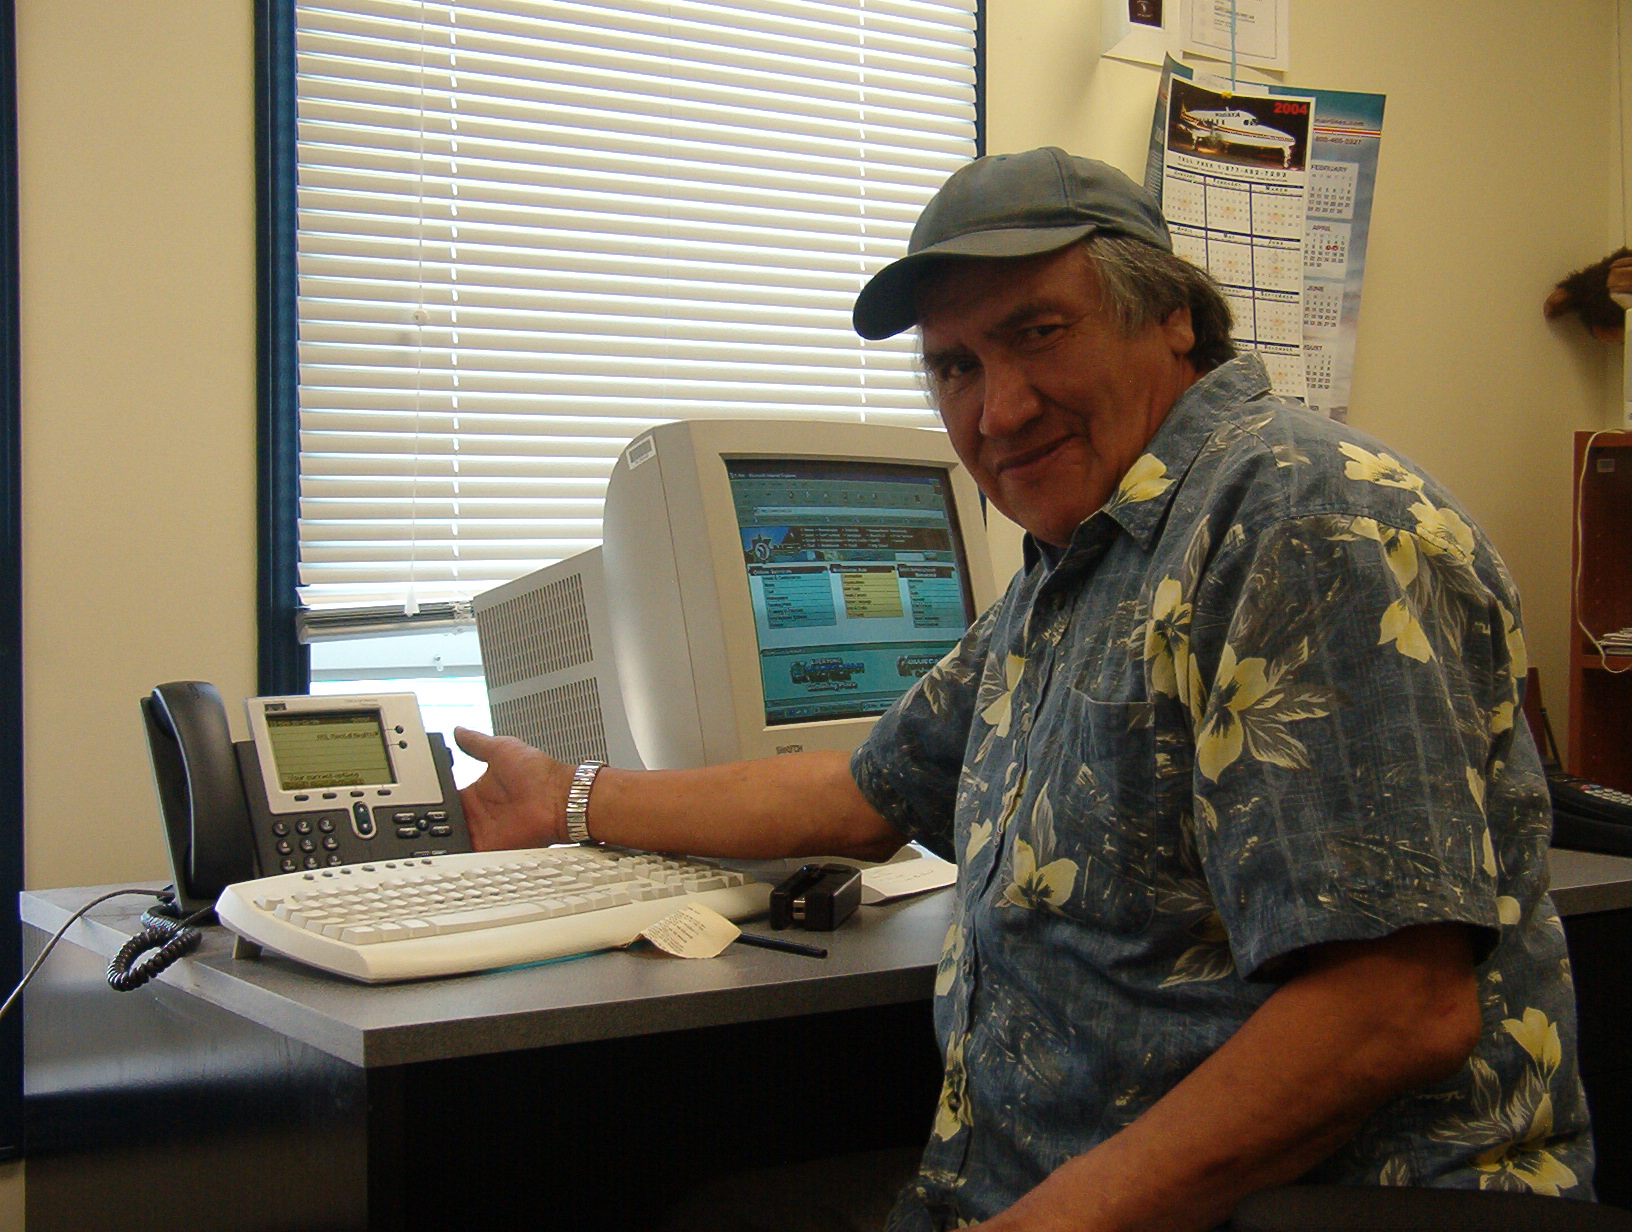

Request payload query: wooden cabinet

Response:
[1568,430,1632,791]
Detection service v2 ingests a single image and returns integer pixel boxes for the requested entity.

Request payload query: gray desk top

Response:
[1544,847,1632,915]
[22,847,1632,1071]
[20,880,953,1069]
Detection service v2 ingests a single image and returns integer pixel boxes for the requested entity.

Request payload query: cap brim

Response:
[852,224,1098,341]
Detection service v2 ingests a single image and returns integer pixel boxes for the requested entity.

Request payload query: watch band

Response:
[564,760,606,844]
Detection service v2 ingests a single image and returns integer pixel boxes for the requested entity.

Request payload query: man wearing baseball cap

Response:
[457,149,1592,1228]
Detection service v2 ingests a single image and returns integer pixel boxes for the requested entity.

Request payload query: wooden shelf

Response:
[1578,655,1632,671]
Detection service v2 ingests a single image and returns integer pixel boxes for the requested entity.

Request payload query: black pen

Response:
[735,932,828,959]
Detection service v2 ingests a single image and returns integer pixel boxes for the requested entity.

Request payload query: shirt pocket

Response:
[1003,678,1165,936]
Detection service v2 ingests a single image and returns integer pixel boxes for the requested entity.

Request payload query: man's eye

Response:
[1019,323,1063,343]
[936,358,977,384]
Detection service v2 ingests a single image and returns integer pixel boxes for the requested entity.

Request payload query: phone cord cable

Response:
[0,888,177,1023]
[106,900,214,992]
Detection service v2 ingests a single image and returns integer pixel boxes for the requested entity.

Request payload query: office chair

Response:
[1230,1184,1632,1230]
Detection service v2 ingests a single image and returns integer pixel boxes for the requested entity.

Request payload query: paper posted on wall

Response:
[1145,58,1386,420]
[1182,0,1290,72]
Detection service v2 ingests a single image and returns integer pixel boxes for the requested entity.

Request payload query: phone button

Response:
[352,802,377,838]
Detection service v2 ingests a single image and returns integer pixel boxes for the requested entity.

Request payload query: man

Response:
[456,148,1592,1230]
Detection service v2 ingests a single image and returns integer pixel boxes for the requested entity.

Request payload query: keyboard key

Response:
[426,902,547,934]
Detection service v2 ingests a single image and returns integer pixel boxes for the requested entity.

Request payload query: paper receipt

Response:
[859,858,957,904]
[640,903,742,959]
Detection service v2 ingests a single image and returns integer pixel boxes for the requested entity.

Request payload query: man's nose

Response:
[978,359,1041,437]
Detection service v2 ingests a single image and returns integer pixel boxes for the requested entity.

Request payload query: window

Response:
[265,0,983,743]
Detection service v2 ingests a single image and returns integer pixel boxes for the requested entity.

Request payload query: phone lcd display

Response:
[265,710,397,791]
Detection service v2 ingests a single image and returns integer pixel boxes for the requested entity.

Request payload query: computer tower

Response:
[472,547,644,770]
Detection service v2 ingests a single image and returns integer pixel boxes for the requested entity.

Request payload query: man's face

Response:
[916,245,1199,547]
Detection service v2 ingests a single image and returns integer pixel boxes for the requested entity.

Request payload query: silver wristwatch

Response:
[564,760,606,844]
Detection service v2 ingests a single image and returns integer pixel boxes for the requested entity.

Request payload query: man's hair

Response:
[1080,235,1236,372]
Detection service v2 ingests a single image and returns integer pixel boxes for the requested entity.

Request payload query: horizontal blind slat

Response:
[295,0,975,610]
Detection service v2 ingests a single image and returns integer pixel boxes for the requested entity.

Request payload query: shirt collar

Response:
[1020,352,1273,568]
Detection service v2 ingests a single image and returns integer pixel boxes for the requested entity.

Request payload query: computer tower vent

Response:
[477,571,594,689]
[490,677,610,767]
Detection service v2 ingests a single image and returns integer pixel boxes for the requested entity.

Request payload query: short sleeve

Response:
[850,603,1001,860]
[1188,511,1515,979]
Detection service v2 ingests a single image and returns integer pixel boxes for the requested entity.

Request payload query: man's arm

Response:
[978,922,1483,1232]
[454,728,906,861]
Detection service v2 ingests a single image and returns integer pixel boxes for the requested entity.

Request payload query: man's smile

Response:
[993,436,1073,479]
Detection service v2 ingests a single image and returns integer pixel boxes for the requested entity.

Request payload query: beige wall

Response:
[985,0,1621,741]
[19,0,259,892]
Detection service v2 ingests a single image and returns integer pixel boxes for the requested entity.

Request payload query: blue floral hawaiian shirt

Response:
[851,354,1593,1231]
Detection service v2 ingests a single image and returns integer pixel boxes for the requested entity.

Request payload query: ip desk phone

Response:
[142,681,470,913]
[1547,768,1632,858]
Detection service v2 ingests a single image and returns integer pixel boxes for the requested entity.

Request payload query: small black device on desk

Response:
[770,863,861,931]
[1549,769,1632,858]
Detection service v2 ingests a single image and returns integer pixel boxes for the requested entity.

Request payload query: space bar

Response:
[425,903,546,934]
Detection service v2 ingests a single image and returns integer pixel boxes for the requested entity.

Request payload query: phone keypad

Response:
[263,802,464,877]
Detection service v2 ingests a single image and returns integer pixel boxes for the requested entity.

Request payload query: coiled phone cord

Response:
[105,898,213,992]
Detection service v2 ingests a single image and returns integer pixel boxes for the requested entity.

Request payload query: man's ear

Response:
[1160,305,1195,359]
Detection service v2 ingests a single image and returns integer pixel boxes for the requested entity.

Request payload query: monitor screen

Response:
[264,709,398,791]
[726,458,976,726]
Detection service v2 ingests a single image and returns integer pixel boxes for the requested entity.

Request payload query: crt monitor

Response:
[474,419,999,770]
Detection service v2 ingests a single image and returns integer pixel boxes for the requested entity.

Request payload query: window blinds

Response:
[294,0,979,615]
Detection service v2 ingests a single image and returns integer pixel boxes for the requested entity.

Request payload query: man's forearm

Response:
[979,924,1481,1232]
[457,728,906,858]
[585,751,905,860]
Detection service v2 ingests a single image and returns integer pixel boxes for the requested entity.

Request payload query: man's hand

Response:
[454,728,574,850]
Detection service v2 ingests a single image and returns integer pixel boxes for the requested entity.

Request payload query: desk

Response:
[21,875,952,1231]
[20,850,1632,1229]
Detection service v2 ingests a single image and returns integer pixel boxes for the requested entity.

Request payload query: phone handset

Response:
[140,681,257,914]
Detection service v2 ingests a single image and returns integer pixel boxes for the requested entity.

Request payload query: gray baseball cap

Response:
[852,147,1173,340]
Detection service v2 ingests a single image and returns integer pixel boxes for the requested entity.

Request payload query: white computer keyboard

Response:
[215,845,773,984]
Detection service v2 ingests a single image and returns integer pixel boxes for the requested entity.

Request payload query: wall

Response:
[18,0,259,886]
[984,0,1620,743]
